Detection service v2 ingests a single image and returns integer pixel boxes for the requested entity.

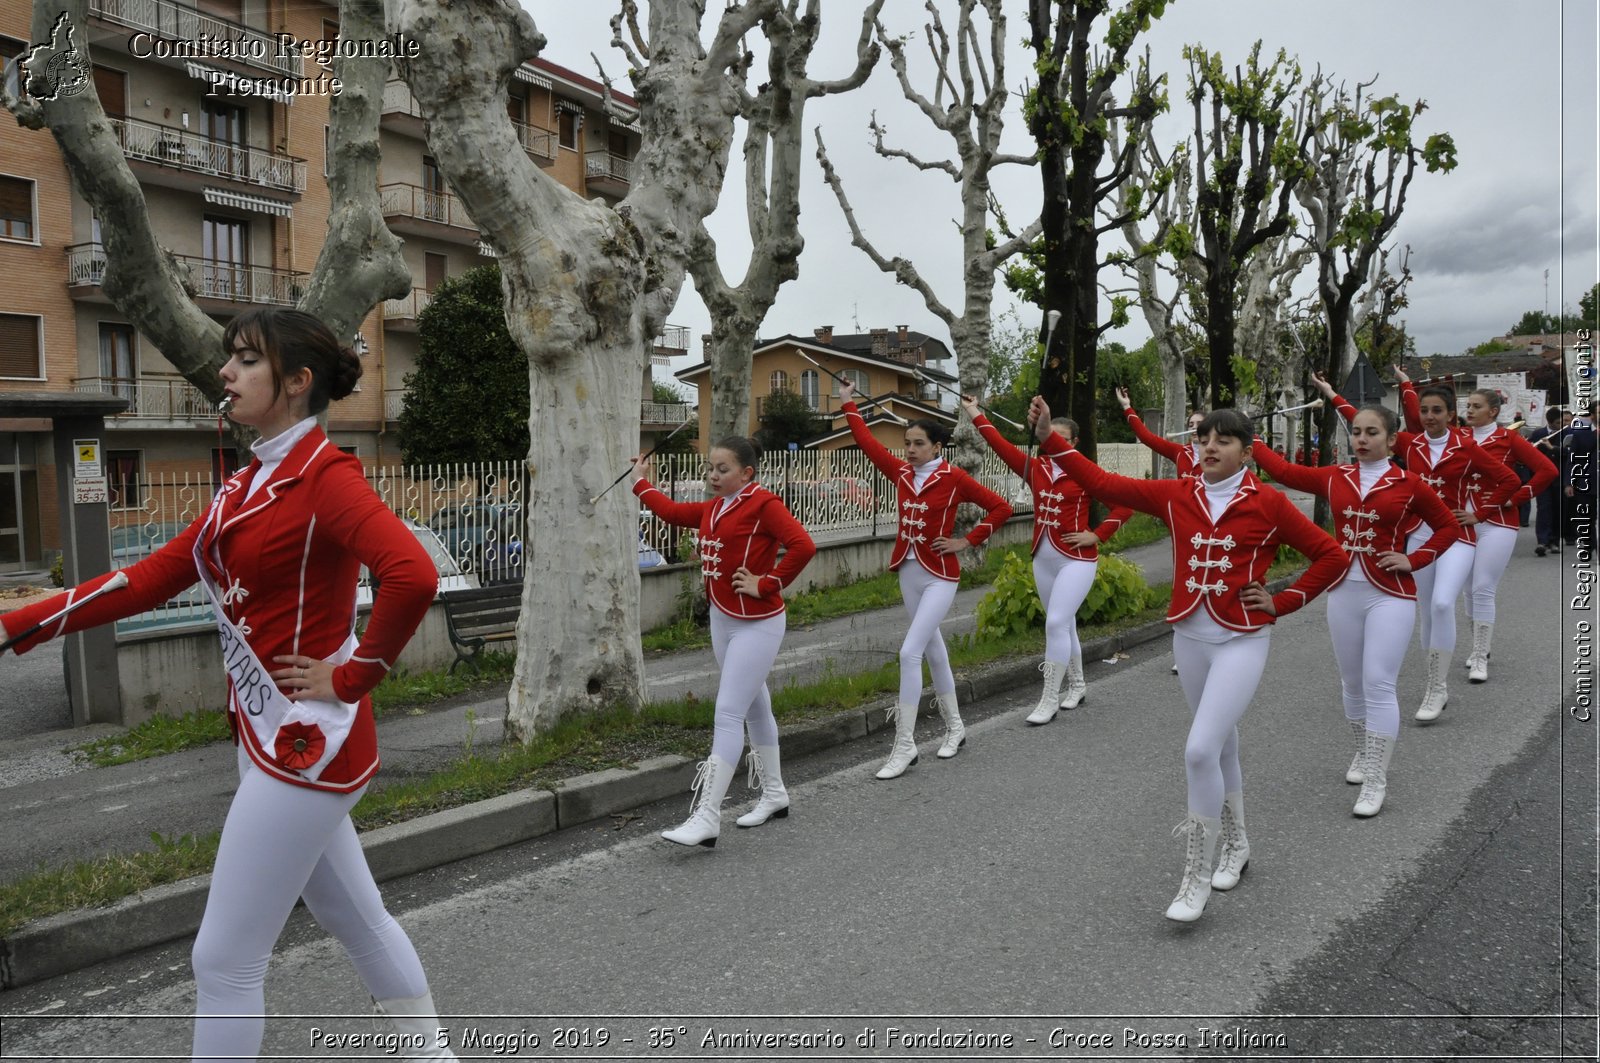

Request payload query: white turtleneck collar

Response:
[911,457,944,491]
[1200,465,1247,521]
[1356,457,1391,498]
[1472,422,1498,443]
[244,416,319,501]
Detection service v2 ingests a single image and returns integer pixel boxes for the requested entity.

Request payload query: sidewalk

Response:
[0,531,1203,988]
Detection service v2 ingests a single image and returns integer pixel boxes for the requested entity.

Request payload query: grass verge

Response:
[1,579,1183,936]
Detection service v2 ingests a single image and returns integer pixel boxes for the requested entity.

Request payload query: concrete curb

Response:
[0,573,1302,989]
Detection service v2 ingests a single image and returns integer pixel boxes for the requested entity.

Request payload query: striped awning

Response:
[203,187,294,217]
[183,60,293,105]
[513,66,553,89]
[609,114,642,134]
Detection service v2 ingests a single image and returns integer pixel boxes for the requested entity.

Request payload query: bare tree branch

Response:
[815,127,956,326]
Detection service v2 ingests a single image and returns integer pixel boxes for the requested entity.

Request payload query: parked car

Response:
[427,502,524,584]
[109,521,205,612]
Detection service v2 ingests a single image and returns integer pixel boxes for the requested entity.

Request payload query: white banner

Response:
[1475,372,1527,424]
[1515,389,1546,428]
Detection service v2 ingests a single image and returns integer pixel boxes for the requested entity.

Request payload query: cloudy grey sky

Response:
[520,0,1597,380]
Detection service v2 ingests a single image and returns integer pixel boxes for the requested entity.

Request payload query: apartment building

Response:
[0,0,690,574]
[675,325,960,453]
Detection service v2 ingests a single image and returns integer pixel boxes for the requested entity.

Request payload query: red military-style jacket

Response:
[1395,383,1557,531]
[1332,391,1519,544]
[843,402,1013,581]
[0,428,437,793]
[973,414,1132,561]
[1040,430,1348,630]
[633,479,816,619]
[1124,407,1202,477]
[1252,442,1463,600]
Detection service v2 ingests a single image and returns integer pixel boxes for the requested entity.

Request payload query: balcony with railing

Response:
[73,375,217,425]
[385,389,406,422]
[382,287,433,331]
[584,150,631,196]
[87,0,301,79]
[513,121,558,163]
[66,245,307,307]
[640,402,693,427]
[379,183,478,242]
[110,114,306,195]
[380,78,426,138]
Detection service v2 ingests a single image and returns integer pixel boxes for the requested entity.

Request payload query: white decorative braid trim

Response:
[1184,577,1228,596]
[352,653,394,671]
[293,516,316,657]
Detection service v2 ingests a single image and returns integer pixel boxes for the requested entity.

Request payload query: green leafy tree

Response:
[754,388,828,451]
[1582,282,1599,329]
[1015,0,1172,462]
[397,265,529,465]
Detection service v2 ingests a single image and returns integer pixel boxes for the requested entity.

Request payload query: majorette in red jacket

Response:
[843,401,1013,582]
[1252,442,1463,600]
[1040,430,1348,630]
[973,413,1132,560]
[1331,390,1520,544]
[1124,407,1202,477]
[632,478,816,619]
[0,427,437,793]
[1394,383,1557,531]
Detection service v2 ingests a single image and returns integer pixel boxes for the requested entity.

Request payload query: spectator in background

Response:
[1528,408,1566,555]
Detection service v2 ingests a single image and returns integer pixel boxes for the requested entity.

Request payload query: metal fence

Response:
[105,443,1152,631]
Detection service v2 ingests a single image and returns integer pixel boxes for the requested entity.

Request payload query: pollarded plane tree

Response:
[1113,102,1313,459]
[1110,115,1198,475]
[683,0,887,444]
[1180,41,1315,409]
[1295,74,1455,464]
[1015,0,1170,463]
[0,0,410,449]
[387,0,798,737]
[813,0,1041,458]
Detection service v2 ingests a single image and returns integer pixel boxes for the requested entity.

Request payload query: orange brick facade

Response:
[0,0,667,573]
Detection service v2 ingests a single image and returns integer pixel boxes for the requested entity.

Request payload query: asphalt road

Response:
[0,524,1589,1061]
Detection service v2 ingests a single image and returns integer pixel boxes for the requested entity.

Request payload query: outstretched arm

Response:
[1250,437,1334,496]
[1,518,206,654]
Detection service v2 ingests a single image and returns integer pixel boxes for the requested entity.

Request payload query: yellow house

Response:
[675,325,959,452]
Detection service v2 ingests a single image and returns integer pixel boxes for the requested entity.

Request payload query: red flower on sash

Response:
[275,722,325,771]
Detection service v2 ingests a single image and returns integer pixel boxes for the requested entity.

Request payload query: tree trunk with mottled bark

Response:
[389,0,772,737]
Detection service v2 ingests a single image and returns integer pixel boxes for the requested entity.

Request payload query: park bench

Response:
[440,583,522,673]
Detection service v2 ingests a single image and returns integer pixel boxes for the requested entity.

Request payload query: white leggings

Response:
[191,747,430,1062]
[1464,522,1517,625]
[1325,578,1416,739]
[897,557,959,706]
[1408,530,1475,654]
[1032,549,1099,664]
[1172,630,1272,818]
[708,609,785,763]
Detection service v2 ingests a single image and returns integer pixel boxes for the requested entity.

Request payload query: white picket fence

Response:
[105,443,1152,630]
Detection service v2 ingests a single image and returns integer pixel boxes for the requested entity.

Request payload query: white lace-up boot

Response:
[1028,660,1067,725]
[875,702,920,779]
[934,691,965,758]
[373,992,460,1060]
[1210,792,1250,891]
[661,755,735,847]
[1353,731,1396,817]
[1345,719,1367,784]
[1164,814,1221,922]
[1059,648,1088,709]
[1414,649,1448,722]
[735,745,790,827]
[1467,622,1493,683]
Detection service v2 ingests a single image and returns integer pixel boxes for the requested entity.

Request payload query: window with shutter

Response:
[0,314,42,379]
[0,176,34,241]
